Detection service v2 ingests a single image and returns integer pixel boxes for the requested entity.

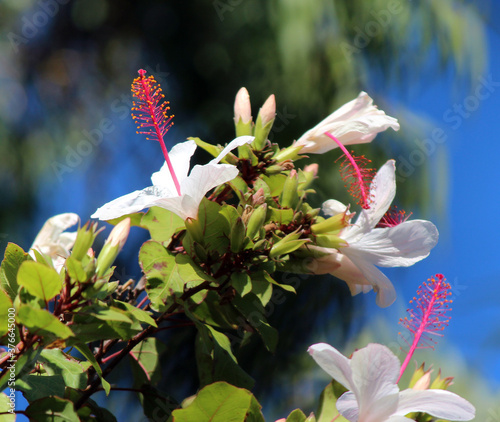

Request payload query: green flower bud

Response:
[311,212,350,235]
[185,217,204,244]
[96,218,130,277]
[230,217,246,253]
[269,230,309,258]
[273,145,303,162]
[72,222,100,261]
[280,170,299,209]
[246,204,268,240]
[314,234,347,249]
[252,94,276,150]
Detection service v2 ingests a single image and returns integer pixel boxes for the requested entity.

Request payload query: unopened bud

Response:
[412,371,431,390]
[252,188,266,207]
[234,87,253,137]
[280,170,299,209]
[311,212,351,235]
[246,204,267,240]
[269,230,309,259]
[230,217,246,253]
[72,222,101,261]
[303,163,318,177]
[273,145,303,163]
[234,87,252,124]
[252,94,276,150]
[96,218,130,277]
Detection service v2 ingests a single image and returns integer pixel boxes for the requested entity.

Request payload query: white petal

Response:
[322,199,348,217]
[350,344,400,413]
[209,135,254,164]
[336,391,359,421]
[295,92,399,154]
[91,188,163,220]
[395,389,475,421]
[340,248,397,307]
[151,140,197,188]
[323,252,373,295]
[348,220,439,267]
[350,160,396,236]
[31,213,79,248]
[183,163,239,205]
[386,417,414,422]
[307,343,357,394]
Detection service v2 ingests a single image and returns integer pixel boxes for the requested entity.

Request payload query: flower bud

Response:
[96,218,130,277]
[234,87,253,137]
[314,234,347,249]
[280,170,299,209]
[311,212,351,235]
[252,94,276,150]
[72,222,101,261]
[246,204,267,240]
[273,145,303,163]
[230,217,246,253]
[252,188,266,207]
[185,217,204,244]
[269,230,309,259]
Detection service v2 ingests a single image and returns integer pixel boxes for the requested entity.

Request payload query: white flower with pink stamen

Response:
[310,160,438,307]
[92,137,254,221]
[308,342,475,422]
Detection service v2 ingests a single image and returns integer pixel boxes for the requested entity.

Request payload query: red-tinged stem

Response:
[397,275,444,383]
[101,349,125,365]
[137,70,181,196]
[136,295,149,309]
[324,132,369,207]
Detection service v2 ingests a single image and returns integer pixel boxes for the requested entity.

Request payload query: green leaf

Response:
[262,174,288,196]
[113,300,157,327]
[16,374,66,401]
[17,306,74,339]
[17,261,62,301]
[130,338,165,386]
[74,343,111,395]
[268,207,294,225]
[0,346,43,392]
[190,291,240,330]
[137,384,177,422]
[70,307,142,342]
[40,349,91,390]
[231,272,252,297]
[196,199,231,254]
[65,256,88,283]
[172,381,264,422]
[0,242,28,300]
[251,277,273,307]
[316,381,348,422]
[0,392,15,421]
[141,207,184,243]
[141,241,209,312]
[105,212,144,227]
[25,396,80,422]
[191,136,221,158]
[0,289,13,336]
[285,409,307,422]
[232,295,278,353]
[194,320,254,390]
